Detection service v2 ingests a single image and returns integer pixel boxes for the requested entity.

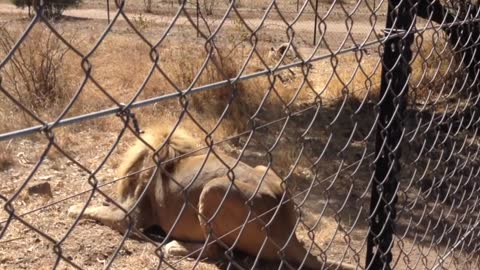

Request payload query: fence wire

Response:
[1,0,480,269]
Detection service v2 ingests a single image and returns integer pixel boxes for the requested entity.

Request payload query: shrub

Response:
[0,25,75,117]
[0,143,14,171]
[11,0,82,18]
[132,13,153,31]
[144,0,152,13]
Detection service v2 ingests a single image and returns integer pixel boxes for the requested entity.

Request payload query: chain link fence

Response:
[0,0,480,269]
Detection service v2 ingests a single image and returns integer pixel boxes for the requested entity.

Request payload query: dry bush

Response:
[410,30,457,100]
[310,30,457,107]
[143,0,153,12]
[134,43,309,138]
[131,13,153,31]
[202,0,215,15]
[11,0,82,18]
[311,52,382,104]
[0,143,14,171]
[0,25,77,125]
[144,44,258,134]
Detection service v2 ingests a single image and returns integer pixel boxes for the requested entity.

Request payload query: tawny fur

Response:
[269,43,296,62]
[68,124,356,270]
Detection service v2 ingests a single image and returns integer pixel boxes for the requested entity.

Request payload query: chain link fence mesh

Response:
[0,0,479,269]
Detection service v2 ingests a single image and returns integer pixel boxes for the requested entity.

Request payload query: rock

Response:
[27,182,53,198]
[242,150,264,158]
[38,175,53,181]
[16,152,33,165]
[55,181,64,189]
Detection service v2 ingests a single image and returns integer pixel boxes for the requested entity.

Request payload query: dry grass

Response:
[0,19,457,188]
[0,24,81,131]
[0,21,456,181]
[0,12,467,269]
[72,30,314,139]
[0,142,14,171]
[309,29,455,107]
[410,29,458,101]
[311,52,382,102]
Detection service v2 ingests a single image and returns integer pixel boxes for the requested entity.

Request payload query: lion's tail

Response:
[116,125,201,200]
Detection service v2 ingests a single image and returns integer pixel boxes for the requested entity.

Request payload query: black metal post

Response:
[196,0,200,37]
[366,0,416,269]
[416,0,480,87]
[107,0,110,23]
[313,0,319,46]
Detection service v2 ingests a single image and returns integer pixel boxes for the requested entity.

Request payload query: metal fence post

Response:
[313,0,319,46]
[366,0,416,268]
[196,0,200,37]
[107,0,110,23]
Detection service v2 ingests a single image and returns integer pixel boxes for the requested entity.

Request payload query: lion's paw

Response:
[162,241,189,257]
[67,204,84,218]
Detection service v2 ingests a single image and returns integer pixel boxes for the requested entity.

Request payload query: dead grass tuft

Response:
[0,24,78,128]
[128,43,310,139]
[0,143,14,171]
[410,30,457,101]
[304,51,382,109]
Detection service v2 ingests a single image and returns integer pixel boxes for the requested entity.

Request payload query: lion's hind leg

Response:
[197,177,281,261]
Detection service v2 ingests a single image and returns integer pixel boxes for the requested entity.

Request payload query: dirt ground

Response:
[0,1,479,270]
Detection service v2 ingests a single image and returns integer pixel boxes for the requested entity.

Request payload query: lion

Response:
[267,43,314,84]
[269,43,296,60]
[68,124,356,270]
[268,43,297,81]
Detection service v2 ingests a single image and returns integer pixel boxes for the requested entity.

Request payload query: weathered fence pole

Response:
[107,0,110,23]
[196,0,200,37]
[366,0,416,268]
[313,0,319,46]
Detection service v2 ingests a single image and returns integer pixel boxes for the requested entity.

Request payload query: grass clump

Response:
[0,25,78,132]
[0,143,14,171]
